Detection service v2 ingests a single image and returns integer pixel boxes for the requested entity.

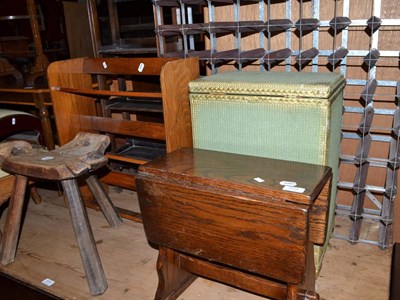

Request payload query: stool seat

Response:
[0,132,122,296]
[2,132,109,180]
[0,140,33,202]
[0,140,33,166]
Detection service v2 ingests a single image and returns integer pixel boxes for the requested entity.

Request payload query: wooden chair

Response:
[0,132,123,295]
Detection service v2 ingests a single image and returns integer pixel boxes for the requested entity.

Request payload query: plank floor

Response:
[0,187,392,300]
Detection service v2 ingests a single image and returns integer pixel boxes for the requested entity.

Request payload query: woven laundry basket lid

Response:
[189,71,345,99]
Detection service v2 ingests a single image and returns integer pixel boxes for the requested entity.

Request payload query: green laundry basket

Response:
[189,71,345,273]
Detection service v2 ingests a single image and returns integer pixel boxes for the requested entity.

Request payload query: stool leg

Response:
[29,187,42,205]
[0,175,28,265]
[85,174,122,228]
[61,178,107,296]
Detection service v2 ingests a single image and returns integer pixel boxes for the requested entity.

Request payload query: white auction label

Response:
[42,278,55,286]
[282,186,305,193]
[138,62,145,72]
[41,156,54,161]
[253,177,265,183]
[279,181,297,186]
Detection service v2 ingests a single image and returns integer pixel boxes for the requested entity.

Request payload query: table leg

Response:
[298,240,319,300]
[287,284,298,299]
[33,93,55,150]
[155,247,197,300]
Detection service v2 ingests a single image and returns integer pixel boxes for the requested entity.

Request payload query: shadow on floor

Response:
[0,272,61,300]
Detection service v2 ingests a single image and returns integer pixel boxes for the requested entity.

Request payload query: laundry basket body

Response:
[189,71,345,272]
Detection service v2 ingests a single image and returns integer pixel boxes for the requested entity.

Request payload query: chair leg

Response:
[0,175,28,265]
[85,174,122,228]
[61,178,107,296]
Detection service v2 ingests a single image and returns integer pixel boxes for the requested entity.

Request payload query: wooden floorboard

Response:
[0,272,61,300]
[0,188,392,299]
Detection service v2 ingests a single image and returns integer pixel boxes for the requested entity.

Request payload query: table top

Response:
[139,147,332,206]
[0,87,49,93]
[0,87,51,106]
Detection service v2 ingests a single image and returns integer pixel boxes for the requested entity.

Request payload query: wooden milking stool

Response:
[0,132,123,296]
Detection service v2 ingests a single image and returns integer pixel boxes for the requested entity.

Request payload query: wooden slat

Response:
[0,88,50,94]
[79,116,166,140]
[82,57,175,75]
[54,87,162,99]
[83,200,142,223]
[161,57,199,152]
[105,153,148,166]
[179,253,287,300]
[99,170,136,190]
[0,100,51,106]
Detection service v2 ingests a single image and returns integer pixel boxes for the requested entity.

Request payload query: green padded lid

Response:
[189,71,345,99]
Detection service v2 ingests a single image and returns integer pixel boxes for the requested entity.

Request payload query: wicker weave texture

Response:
[189,71,345,98]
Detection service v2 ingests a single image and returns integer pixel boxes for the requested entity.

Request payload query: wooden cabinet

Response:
[47,57,199,221]
[0,0,49,87]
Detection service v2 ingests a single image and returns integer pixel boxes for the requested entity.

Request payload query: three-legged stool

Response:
[0,132,122,296]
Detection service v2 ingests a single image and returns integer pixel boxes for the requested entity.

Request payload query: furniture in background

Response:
[0,58,23,86]
[0,108,43,143]
[0,88,54,150]
[86,0,158,57]
[47,57,199,221]
[137,148,332,300]
[189,71,345,272]
[0,132,123,296]
[62,2,94,59]
[0,0,56,152]
[0,0,49,87]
